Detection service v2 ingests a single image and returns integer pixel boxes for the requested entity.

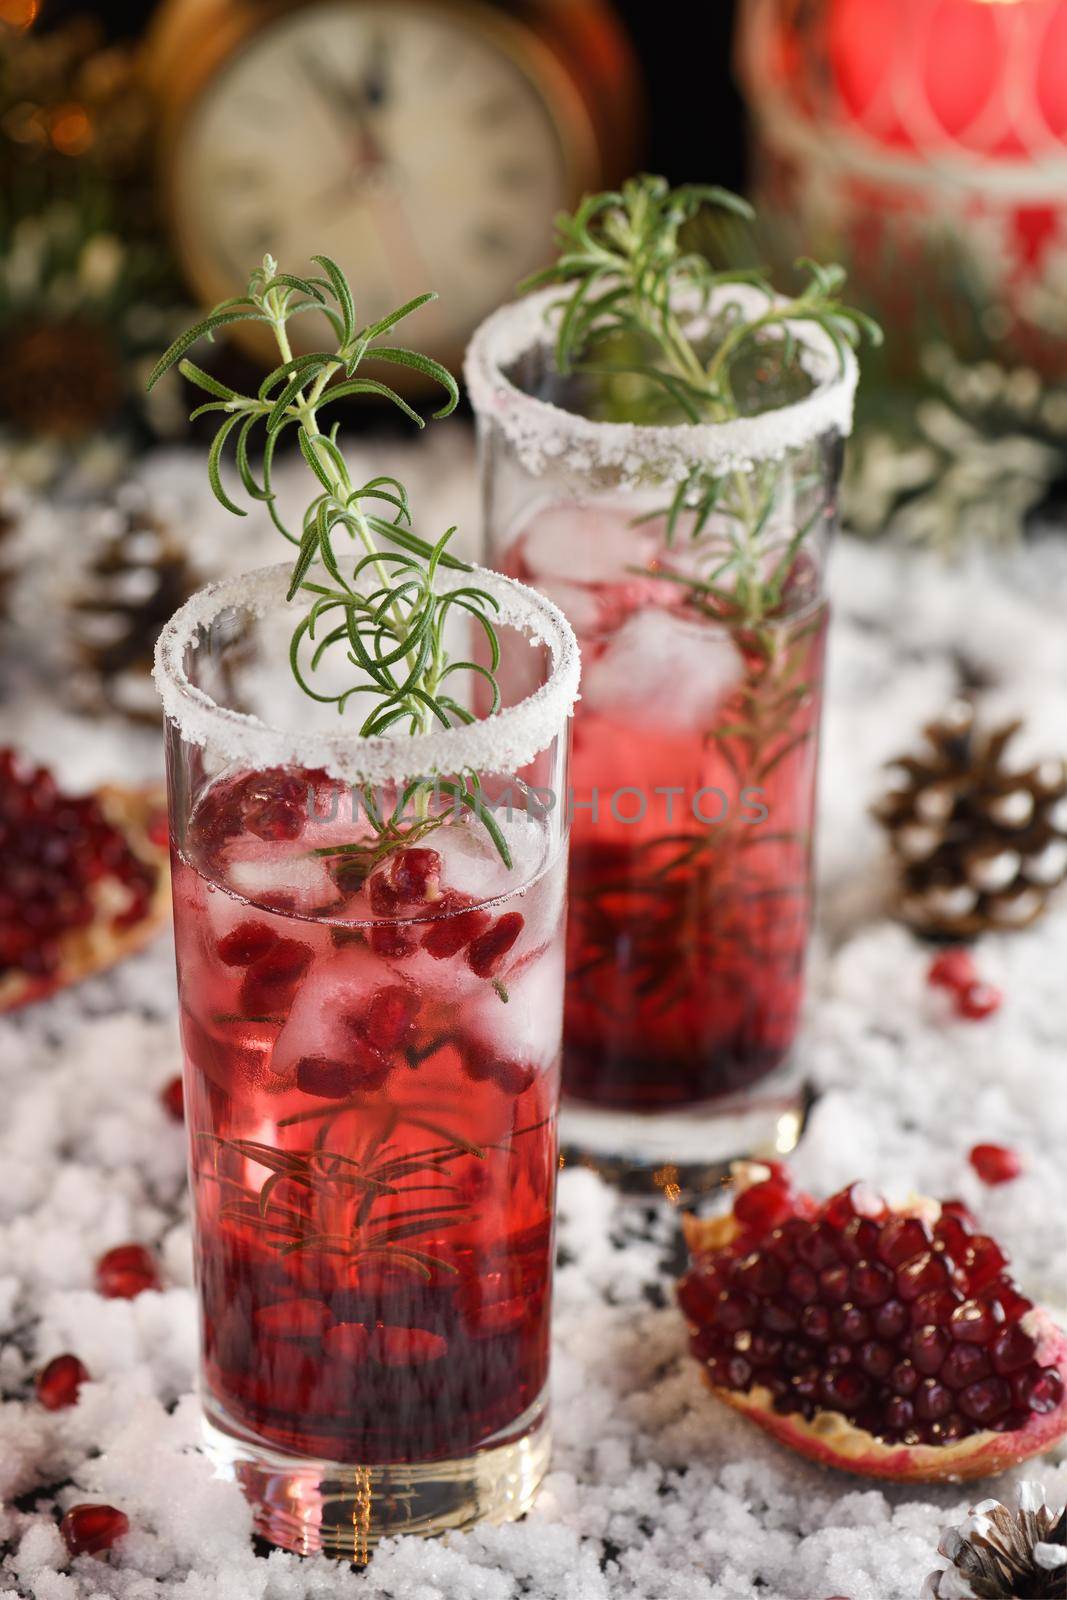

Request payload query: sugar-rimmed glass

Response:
[467,284,858,1185]
[154,561,578,1558]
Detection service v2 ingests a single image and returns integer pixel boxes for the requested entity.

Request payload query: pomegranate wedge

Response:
[679,1164,1067,1483]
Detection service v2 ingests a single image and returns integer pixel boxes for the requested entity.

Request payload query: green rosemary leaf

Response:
[357,290,435,342]
[146,309,265,390]
[436,780,513,870]
[207,413,246,516]
[366,346,459,418]
[312,253,356,344]
[177,360,239,400]
[319,376,425,427]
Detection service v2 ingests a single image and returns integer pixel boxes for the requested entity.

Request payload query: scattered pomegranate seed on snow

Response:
[970,1143,1024,1185]
[956,980,1003,1021]
[159,1075,184,1121]
[60,1503,129,1558]
[927,948,977,991]
[35,1353,89,1410]
[94,1243,160,1299]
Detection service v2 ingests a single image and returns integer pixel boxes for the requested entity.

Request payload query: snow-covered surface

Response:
[3,446,1067,1599]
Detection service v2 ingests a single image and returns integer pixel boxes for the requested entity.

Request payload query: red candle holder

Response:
[738,0,1067,368]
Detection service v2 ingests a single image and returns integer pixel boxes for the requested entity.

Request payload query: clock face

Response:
[170,0,579,362]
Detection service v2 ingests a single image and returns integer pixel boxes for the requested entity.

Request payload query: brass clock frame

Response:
[146,0,629,376]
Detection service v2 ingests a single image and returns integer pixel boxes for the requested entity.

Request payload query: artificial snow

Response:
[2,446,1067,1598]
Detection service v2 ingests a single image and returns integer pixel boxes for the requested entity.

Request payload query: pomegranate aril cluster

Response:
[0,748,157,980]
[679,1173,1063,1447]
[926,948,1003,1022]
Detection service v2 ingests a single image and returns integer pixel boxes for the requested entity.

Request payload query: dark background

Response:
[32,0,750,191]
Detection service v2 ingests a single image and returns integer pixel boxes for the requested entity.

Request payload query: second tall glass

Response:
[467,285,858,1177]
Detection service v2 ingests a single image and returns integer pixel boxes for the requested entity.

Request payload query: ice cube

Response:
[581,607,742,731]
[519,503,655,586]
[269,945,387,1087]
[224,844,341,914]
[464,935,565,1072]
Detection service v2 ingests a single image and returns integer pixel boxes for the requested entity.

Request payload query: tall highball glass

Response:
[155,562,578,1557]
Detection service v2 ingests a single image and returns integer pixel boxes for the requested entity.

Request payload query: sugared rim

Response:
[464,282,859,485]
[154,562,580,783]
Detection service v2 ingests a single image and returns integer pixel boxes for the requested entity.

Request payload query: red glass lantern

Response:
[737,0,1067,366]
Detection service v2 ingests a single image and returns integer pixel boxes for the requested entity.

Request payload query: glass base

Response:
[560,1058,812,1198]
[201,1390,550,1561]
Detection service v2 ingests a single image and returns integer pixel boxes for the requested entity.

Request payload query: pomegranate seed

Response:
[824,1183,886,1227]
[877,1216,932,1268]
[884,1395,914,1431]
[801,1304,832,1341]
[371,1326,448,1366]
[296,1044,390,1098]
[239,939,311,1013]
[820,1368,869,1410]
[216,920,277,967]
[677,1266,721,1325]
[60,1503,129,1558]
[896,1252,950,1302]
[323,1322,370,1361]
[795,1224,841,1271]
[951,1298,1006,1343]
[35,1353,88,1410]
[367,872,404,916]
[818,1265,851,1304]
[955,980,1003,1021]
[95,1244,159,1298]
[465,1041,535,1095]
[351,985,419,1052]
[255,1299,332,1339]
[160,1075,184,1122]
[958,1375,1012,1424]
[834,1306,871,1344]
[857,1341,894,1380]
[422,892,492,959]
[969,1143,1023,1185]
[890,1359,920,1396]
[734,1179,794,1234]
[369,922,417,958]
[786,1265,818,1304]
[940,1198,978,1229]
[850,1261,893,1307]
[839,1218,880,1264]
[467,912,524,978]
[732,1253,784,1297]
[991,1323,1038,1375]
[911,1289,964,1329]
[915,1380,953,1422]
[761,1299,800,1335]
[389,847,442,903]
[927,948,977,991]
[941,1344,991,1390]
[1019,1366,1065,1414]
[241,772,306,841]
[910,1325,950,1375]
[965,1236,1009,1290]
[715,1290,758,1332]
[872,1299,909,1339]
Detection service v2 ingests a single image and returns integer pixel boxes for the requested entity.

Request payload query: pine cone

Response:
[922,1483,1066,1599]
[69,494,200,722]
[876,701,1067,939]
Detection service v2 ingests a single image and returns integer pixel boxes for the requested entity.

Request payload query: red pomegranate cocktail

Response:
[468,281,857,1164]
[155,563,577,1555]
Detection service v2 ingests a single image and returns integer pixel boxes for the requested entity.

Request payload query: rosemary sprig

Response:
[148,255,509,859]
[524,174,882,630]
[525,173,881,423]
